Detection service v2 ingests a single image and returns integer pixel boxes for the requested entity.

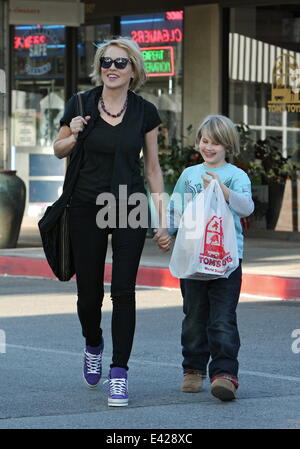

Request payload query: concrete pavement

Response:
[0,277,300,429]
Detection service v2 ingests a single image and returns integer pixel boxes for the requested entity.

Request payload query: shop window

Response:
[229,5,300,232]
[29,154,64,177]
[11,24,66,216]
[78,23,112,92]
[29,180,63,203]
[121,12,183,147]
[229,5,300,161]
[12,25,65,148]
[76,14,183,147]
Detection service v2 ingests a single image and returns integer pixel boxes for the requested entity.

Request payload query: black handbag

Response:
[39,93,84,281]
[40,203,74,281]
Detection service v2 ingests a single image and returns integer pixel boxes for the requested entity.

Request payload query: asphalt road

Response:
[0,276,300,431]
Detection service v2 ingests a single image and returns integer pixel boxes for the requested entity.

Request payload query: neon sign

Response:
[14,35,47,49]
[165,11,183,21]
[141,46,175,77]
[131,28,182,44]
[14,26,58,75]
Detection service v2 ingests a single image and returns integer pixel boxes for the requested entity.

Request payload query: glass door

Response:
[11,25,66,217]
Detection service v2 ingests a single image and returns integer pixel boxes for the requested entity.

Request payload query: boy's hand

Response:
[201,171,230,201]
[153,228,172,252]
[201,171,221,188]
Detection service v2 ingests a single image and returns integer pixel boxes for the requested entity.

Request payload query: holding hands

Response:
[153,228,172,252]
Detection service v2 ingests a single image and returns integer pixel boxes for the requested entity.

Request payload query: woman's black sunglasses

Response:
[100,57,132,70]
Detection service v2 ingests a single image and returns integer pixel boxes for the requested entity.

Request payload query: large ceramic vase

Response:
[0,170,26,248]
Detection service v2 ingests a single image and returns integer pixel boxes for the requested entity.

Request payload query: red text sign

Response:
[131,28,182,44]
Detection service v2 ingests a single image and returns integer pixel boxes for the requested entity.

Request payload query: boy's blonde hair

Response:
[90,37,147,91]
[195,114,240,157]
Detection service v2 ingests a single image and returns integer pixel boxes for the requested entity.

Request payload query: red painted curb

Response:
[0,256,56,279]
[241,273,300,300]
[0,256,299,300]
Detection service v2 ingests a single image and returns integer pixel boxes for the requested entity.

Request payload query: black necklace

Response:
[99,96,128,118]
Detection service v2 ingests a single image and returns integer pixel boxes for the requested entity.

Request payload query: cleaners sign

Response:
[141,46,175,77]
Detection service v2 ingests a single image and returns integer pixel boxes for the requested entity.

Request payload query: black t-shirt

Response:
[60,87,161,205]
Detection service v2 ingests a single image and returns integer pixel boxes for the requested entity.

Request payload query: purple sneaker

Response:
[83,340,104,388]
[107,367,128,407]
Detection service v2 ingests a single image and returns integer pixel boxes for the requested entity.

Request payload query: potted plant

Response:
[157,125,201,190]
[250,136,299,230]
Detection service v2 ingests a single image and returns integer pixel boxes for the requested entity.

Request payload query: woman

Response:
[53,37,170,407]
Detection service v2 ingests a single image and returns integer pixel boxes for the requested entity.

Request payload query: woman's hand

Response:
[153,228,172,252]
[70,115,91,139]
[54,115,91,159]
[201,171,230,201]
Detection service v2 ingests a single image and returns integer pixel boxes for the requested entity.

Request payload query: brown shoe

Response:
[211,377,236,401]
[181,373,203,393]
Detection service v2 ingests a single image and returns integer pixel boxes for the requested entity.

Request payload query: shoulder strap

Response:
[66,93,84,169]
[75,92,84,117]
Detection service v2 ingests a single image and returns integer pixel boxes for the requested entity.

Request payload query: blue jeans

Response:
[180,262,242,382]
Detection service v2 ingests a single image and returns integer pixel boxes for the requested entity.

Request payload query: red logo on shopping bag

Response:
[199,216,232,271]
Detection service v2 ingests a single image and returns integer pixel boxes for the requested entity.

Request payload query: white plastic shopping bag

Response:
[169,179,239,280]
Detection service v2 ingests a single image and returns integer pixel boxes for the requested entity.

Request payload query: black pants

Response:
[69,205,147,370]
[180,262,242,381]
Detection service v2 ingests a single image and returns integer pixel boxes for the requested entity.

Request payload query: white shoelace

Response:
[106,378,128,396]
[85,351,102,374]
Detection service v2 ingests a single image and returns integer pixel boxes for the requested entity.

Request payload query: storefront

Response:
[8,1,184,217]
[228,3,300,231]
[3,0,300,232]
[120,12,183,146]
[8,1,84,216]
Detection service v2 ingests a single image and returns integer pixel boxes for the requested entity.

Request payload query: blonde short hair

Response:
[90,37,147,91]
[195,114,240,156]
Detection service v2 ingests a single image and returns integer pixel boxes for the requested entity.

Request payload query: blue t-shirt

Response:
[167,163,253,259]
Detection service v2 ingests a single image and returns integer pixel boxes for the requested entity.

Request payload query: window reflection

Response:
[229,5,300,160]
[121,12,183,146]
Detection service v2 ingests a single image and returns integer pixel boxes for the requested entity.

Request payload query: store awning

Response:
[84,0,209,18]
[83,0,292,17]
[229,32,300,85]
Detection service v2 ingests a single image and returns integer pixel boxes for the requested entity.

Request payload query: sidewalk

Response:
[0,216,300,300]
